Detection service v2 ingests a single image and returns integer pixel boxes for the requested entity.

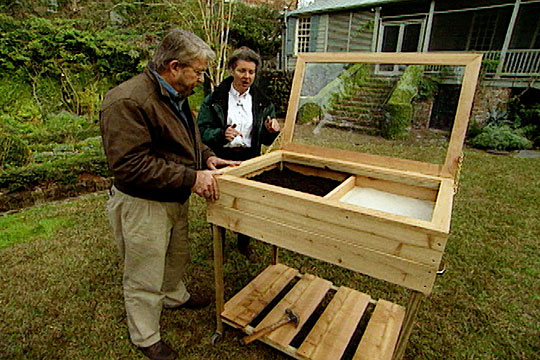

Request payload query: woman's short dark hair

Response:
[227,47,261,70]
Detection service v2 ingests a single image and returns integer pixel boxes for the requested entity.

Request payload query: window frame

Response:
[296,16,312,54]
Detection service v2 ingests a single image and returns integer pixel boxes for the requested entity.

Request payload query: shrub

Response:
[257,70,293,117]
[381,66,423,139]
[470,124,532,151]
[0,131,31,169]
[0,151,109,193]
[297,103,322,124]
[381,103,413,140]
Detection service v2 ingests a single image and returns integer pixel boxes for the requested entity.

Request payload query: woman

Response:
[198,47,280,260]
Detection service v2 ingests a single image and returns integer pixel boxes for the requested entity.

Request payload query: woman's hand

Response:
[224,124,242,142]
[265,116,280,133]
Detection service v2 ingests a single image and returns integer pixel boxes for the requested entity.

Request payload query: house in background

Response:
[282,0,540,130]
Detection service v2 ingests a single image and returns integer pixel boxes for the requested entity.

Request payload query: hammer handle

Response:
[241,318,292,345]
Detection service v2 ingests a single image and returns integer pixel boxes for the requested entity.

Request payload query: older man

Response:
[100,29,238,360]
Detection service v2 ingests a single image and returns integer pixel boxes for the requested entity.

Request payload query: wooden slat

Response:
[214,193,444,266]
[442,55,483,179]
[208,204,438,294]
[283,150,442,190]
[282,143,443,179]
[219,150,282,177]
[431,178,454,233]
[255,274,332,348]
[295,52,483,66]
[215,176,446,246]
[355,175,438,202]
[297,287,371,360]
[353,299,406,360]
[282,56,306,146]
[285,163,349,182]
[222,264,299,327]
[324,175,356,200]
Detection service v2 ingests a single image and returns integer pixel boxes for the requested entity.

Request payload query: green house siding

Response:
[315,14,329,52]
[309,15,321,52]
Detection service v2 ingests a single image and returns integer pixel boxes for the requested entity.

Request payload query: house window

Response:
[467,11,500,51]
[297,17,311,53]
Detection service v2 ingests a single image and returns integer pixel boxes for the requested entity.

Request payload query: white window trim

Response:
[295,16,311,55]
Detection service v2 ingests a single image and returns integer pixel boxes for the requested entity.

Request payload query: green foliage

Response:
[257,70,293,117]
[481,58,500,77]
[381,66,424,139]
[326,64,371,111]
[297,103,322,124]
[0,131,31,169]
[0,151,109,193]
[0,14,149,83]
[229,3,282,59]
[509,101,540,147]
[381,104,413,140]
[416,75,440,100]
[470,124,532,151]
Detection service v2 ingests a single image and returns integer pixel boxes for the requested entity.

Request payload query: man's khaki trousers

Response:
[107,186,191,347]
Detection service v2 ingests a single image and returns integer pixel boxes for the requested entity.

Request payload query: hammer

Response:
[241,308,300,345]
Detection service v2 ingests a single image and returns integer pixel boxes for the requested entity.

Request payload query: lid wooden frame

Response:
[280,52,483,181]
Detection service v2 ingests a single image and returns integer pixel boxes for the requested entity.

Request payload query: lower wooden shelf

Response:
[222,264,405,360]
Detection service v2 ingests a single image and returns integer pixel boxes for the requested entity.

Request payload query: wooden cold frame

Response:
[208,52,482,358]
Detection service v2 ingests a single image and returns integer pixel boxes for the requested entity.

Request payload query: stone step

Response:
[328,106,380,116]
[324,120,381,136]
[327,114,382,128]
[335,98,385,108]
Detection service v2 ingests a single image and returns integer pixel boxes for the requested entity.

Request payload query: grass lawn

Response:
[0,126,539,359]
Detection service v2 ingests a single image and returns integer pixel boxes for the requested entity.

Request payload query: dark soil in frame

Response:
[248,166,341,197]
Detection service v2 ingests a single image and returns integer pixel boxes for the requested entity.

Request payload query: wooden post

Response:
[213,224,225,336]
[272,245,279,265]
[392,291,424,359]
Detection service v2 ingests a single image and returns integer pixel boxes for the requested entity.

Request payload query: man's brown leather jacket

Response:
[100,67,214,203]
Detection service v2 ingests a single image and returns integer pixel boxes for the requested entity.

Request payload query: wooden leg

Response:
[213,224,225,338]
[271,245,279,265]
[392,291,424,359]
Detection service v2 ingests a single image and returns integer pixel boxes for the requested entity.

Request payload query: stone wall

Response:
[470,86,512,125]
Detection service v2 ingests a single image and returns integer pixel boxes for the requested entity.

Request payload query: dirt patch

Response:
[249,166,340,197]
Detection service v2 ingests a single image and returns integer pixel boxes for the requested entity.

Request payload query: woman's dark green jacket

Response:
[197,76,278,160]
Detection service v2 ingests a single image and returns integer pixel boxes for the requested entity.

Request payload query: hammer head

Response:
[285,308,300,327]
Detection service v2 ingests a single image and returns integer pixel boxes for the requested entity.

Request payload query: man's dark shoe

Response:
[138,340,177,360]
[165,293,210,310]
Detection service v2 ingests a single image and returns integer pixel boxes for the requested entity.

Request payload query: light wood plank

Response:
[282,151,442,190]
[220,151,282,177]
[353,299,405,360]
[214,176,447,244]
[255,274,332,347]
[431,178,455,233]
[442,55,483,179]
[214,193,444,266]
[213,193,444,266]
[207,205,438,294]
[295,52,482,65]
[324,175,356,200]
[282,56,306,147]
[355,175,438,202]
[285,163,349,182]
[282,143,442,178]
[297,287,371,360]
[222,264,299,327]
